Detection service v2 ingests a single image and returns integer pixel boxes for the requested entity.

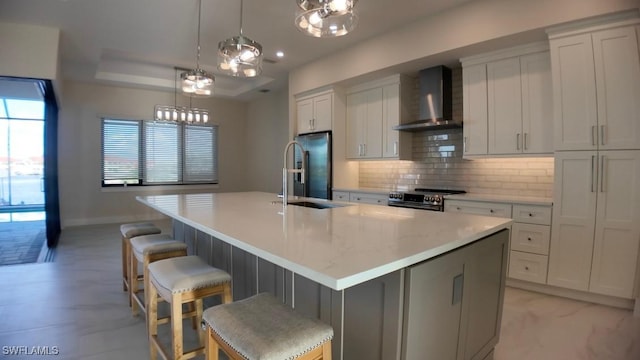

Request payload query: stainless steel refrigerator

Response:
[293,131,332,200]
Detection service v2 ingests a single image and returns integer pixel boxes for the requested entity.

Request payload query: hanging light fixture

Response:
[155,68,210,123]
[294,0,358,37]
[217,0,263,77]
[181,0,214,97]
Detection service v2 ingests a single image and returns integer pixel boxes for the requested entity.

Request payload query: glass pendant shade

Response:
[181,68,214,97]
[217,35,263,77]
[154,105,209,123]
[295,0,358,37]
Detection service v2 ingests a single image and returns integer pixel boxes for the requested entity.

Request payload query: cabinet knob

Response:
[525,266,529,271]
[528,213,533,217]
[456,207,461,210]
[527,237,532,241]
[489,209,494,213]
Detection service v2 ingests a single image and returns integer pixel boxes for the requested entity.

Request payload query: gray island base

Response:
[138,192,511,360]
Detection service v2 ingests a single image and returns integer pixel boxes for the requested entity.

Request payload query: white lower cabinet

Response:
[548,150,640,299]
[445,199,553,285]
[332,190,387,206]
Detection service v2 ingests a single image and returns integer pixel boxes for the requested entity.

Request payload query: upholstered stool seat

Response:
[148,255,232,360]
[129,234,188,316]
[120,222,161,300]
[202,293,334,360]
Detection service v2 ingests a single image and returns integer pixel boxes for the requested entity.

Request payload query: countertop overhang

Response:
[137,192,512,290]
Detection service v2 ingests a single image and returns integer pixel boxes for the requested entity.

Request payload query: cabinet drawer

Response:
[512,204,552,225]
[511,223,550,255]
[444,200,512,218]
[349,192,387,206]
[508,251,548,284]
[333,191,350,201]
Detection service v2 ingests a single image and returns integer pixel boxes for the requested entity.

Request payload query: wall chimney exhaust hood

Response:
[394,65,460,132]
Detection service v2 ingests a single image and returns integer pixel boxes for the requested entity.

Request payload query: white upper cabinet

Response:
[296,91,333,134]
[487,57,523,154]
[346,75,412,160]
[550,25,640,150]
[462,42,553,157]
[462,64,488,156]
[520,52,554,154]
[346,88,383,159]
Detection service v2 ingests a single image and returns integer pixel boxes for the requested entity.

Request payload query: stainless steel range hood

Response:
[394,65,460,132]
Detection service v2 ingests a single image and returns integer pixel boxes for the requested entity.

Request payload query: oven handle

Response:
[387,202,443,211]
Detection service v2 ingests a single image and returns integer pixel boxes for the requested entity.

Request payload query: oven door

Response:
[387,201,442,211]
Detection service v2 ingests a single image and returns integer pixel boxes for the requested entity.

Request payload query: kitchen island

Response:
[137,192,512,360]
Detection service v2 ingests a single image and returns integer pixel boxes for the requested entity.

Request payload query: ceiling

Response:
[0,0,478,101]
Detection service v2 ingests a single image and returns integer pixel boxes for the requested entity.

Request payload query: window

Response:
[101,118,218,186]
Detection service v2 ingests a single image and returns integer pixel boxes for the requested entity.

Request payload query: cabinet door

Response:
[348,192,387,205]
[363,88,383,158]
[520,51,553,154]
[550,34,598,150]
[444,200,512,218]
[463,64,488,156]
[297,98,314,134]
[487,57,522,154]
[548,151,597,291]
[590,151,640,298]
[402,249,465,360]
[382,84,400,158]
[346,92,366,158]
[460,229,508,360]
[592,27,640,150]
[313,93,333,132]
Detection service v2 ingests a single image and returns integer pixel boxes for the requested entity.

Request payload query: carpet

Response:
[0,221,46,266]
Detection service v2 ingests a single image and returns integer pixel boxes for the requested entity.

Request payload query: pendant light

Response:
[155,67,210,123]
[217,0,263,77]
[295,0,358,37]
[181,0,214,97]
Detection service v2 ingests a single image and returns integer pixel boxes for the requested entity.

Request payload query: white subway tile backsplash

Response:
[358,128,554,198]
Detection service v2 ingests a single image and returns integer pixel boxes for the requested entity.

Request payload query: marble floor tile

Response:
[0,221,638,360]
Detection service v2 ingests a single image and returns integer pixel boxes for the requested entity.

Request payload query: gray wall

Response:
[58,80,249,227]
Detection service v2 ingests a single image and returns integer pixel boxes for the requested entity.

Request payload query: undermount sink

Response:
[287,201,349,209]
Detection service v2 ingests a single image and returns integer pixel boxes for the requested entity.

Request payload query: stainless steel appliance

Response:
[388,188,466,211]
[293,131,332,200]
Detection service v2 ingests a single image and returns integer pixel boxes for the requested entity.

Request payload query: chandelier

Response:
[181,0,215,96]
[155,68,210,123]
[217,0,263,77]
[294,0,358,37]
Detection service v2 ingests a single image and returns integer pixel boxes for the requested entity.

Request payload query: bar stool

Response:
[120,222,161,300]
[148,255,232,360]
[129,234,188,317]
[202,293,334,360]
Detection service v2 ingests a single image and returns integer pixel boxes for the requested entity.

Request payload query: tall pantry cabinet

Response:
[547,16,640,300]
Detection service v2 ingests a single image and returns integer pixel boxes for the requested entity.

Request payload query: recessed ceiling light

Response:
[276,51,285,58]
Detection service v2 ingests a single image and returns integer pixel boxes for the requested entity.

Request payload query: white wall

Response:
[59,81,248,227]
[245,88,289,193]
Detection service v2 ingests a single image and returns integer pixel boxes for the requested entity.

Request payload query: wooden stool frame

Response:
[148,278,232,360]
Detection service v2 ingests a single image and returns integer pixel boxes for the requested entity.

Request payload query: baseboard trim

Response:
[507,278,635,310]
[62,213,169,228]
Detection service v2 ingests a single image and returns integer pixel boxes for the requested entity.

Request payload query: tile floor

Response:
[0,221,638,360]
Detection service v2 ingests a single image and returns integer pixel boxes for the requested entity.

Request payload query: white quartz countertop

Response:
[137,192,512,291]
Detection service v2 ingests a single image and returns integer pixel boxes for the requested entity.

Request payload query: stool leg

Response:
[222,283,232,304]
[171,294,184,360]
[195,299,204,345]
[323,341,332,360]
[130,250,140,316]
[205,327,219,360]
[143,256,151,317]
[148,280,159,360]
[122,236,129,293]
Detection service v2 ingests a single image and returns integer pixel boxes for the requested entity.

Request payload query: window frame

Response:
[101,118,218,187]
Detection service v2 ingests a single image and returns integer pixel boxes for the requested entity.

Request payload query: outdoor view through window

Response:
[0,98,45,212]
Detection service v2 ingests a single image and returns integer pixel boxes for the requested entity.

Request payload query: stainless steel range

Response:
[388,188,466,211]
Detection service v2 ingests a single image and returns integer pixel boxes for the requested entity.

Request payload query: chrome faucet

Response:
[281,140,306,206]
